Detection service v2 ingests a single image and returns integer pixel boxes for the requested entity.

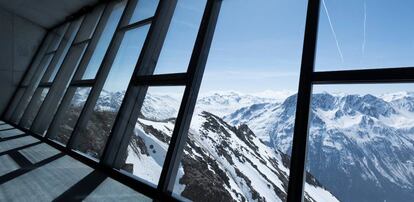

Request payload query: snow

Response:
[305,184,339,202]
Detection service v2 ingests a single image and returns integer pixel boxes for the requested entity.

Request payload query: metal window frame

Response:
[45,1,123,143]
[10,23,72,124]
[66,0,145,151]
[3,0,222,199]
[31,5,107,135]
[100,0,180,168]
[5,29,62,123]
[18,18,85,129]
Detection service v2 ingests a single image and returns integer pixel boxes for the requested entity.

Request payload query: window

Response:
[73,25,150,159]
[45,1,127,144]
[3,0,222,201]
[170,1,319,201]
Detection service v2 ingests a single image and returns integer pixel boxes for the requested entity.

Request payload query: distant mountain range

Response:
[73,89,414,201]
[226,92,414,202]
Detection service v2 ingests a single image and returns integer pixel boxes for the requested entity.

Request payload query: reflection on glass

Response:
[305,84,414,202]
[73,6,103,43]
[73,26,150,159]
[49,87,91,145]
[315,0,414,71]
[152,0,206,75]
[129,0,159,25]
[82,2,126,79]
[20,88,49,129]
[121,86,184,186]
[47,19,83,82]
[46,23,69,52]
[11,54,54,124]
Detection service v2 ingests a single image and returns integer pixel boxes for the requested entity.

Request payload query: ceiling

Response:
[0,0,98,28]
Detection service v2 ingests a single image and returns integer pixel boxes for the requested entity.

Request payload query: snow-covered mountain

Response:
[126,110,338,202]
[226,92,414,202]
[195,91,283,117]
[78,88,414,201]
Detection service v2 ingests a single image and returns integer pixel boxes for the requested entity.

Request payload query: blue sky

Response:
[105,0,414,96]
[200,0,414,95]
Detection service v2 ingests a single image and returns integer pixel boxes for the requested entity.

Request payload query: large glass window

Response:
[305,84,414,202]
[168,1,336,201]
[73,25,150,159]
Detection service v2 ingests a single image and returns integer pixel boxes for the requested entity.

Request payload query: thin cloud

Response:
[362,0,367,57]
[322,0,344,63]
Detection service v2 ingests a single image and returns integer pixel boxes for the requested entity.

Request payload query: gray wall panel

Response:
[0,6,45,115]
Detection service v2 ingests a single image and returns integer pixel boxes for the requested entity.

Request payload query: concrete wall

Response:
[0,6,46,116]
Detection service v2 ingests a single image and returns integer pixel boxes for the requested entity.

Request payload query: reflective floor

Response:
[0,121,152,202]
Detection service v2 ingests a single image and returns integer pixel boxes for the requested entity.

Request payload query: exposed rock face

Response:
[126,111,338,202]
[226,93,414,202]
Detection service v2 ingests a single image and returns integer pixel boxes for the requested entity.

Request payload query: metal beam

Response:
[101,0,179,168]
[31,7,105,135]
[133,73,188,86]
[45,2,116,141]
[313,67,414,84]
[287,0,320,201]
[157,0,223,193]
[67,0,136,150]
[118,17,153,32]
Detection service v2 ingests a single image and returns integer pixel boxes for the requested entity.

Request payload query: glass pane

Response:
[46,23,69,52]
[73,26,150,159]
[306,84,414,202]
[48,87,91,145]
[151,0,205,75]
[121,86,185,186]
[23,53,54,86]
[129,0,159,25]
[315,0,414,71]
[20,88,49,129]
[73,6,103,43]
[46,19,83,82]
[82,2,126,80]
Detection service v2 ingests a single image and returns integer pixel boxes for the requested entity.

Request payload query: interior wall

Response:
[0,6,46,115]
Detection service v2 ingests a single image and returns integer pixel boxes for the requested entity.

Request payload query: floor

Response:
[0,121,152,202]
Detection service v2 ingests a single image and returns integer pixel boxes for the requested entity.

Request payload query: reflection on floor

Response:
[0,122,152,202]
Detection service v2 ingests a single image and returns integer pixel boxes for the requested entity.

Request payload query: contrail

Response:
[322,0,344,63]
[362,0,367,57]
